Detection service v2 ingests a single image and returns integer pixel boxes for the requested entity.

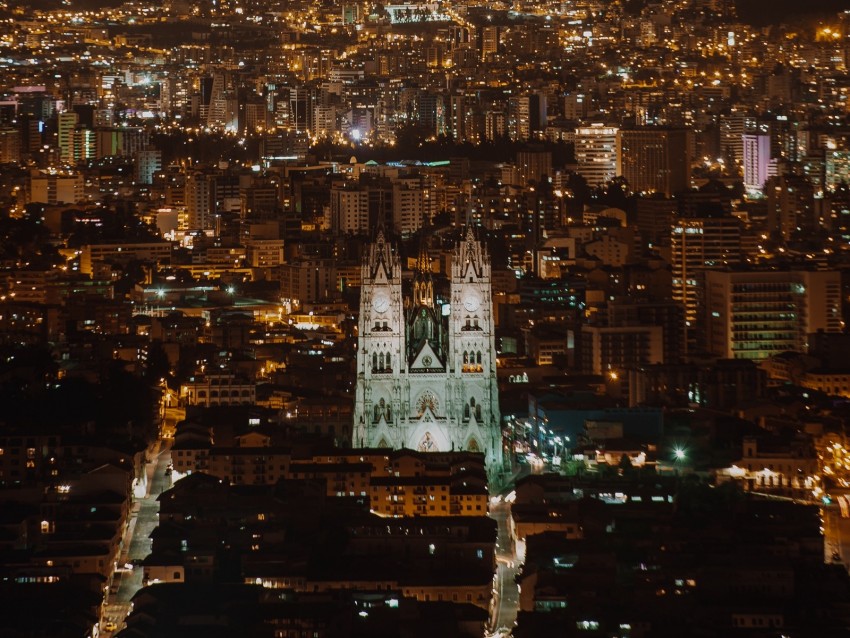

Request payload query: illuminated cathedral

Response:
[353,228,503,480]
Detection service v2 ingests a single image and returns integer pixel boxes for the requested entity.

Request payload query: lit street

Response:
[823,505,850,570]
[488,498,521,637]
[100,438,173,635]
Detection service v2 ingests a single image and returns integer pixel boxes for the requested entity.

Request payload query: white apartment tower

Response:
[743,133,771,192]
[574,124,620,187]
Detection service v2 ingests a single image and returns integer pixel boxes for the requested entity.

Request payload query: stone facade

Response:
[353,228,503,482]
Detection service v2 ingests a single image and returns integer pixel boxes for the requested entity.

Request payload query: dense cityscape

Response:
[3,0,850,636]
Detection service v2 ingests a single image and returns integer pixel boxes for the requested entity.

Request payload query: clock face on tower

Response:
[462,291,481,312]
[372,292,390,314]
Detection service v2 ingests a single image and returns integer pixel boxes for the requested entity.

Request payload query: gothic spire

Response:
[369,225,395,281]
[464,225,479,275]
[412,225,433,309]
[416,226,431,276]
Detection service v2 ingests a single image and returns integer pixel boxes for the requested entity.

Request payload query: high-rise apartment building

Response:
[206,72,239,132]
[135,150,162,185]
[186,171,213,231]
[574,124,619,188]
[719,107,755,164]
[618,127,690,196]
[480,25,499,59]
[670,214,742,345]
[562,93,588,120]
[766,174,815,241]
[392,175,435,237]
[508,95,545,142]
[825,151,850,191]
[705,270,842,360]
[330,183,369,235]
[484,110,507,141]
[57,112,78,164]
[743,133,771,192]
[0,127,20,163]
[29,170,83,205]
[516,148,552,186]
[580,324,665,375]
[635,195,676,245]
[448,94,467,142]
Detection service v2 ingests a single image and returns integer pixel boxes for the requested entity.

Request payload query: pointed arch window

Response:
[374,398,389,423]
[464,397,482,421]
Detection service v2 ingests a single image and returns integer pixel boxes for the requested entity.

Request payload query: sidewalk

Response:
[118,501,142,564]
[144,440,163,498]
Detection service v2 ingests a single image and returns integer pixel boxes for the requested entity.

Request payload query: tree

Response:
[595,175,633,211]
[144,340,171,385]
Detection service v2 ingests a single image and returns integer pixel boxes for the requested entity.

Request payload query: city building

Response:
[79,242,173,276]
[29,169,83,205]
[580,324,665,375]
[574,124,619,188]
[618,127,690,196]
[670,213,742,345]
[516,148,553,186]
[766,174,816,241]
[392,175,435,236]
[180,372,256,407]
[353,229,503,481]
[705,269,842,360]
[742,133,771,193]
[330,182,370,234]
[135,149,162,185]
[186,170,214,231]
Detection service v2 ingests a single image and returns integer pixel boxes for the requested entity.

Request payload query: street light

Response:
[674,447,686,461]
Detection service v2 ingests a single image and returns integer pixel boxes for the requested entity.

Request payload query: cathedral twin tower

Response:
[353,227,504,481]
